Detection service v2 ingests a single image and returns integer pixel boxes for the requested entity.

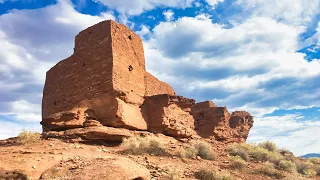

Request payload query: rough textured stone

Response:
[191,101,253,142]
[228,111,254,142]
[43,126,133,142]
[42,20,174,131]
[143,94,196,138]
[144,72,175,96]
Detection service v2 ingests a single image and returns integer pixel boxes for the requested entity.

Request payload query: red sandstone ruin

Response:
[41,20,254,143]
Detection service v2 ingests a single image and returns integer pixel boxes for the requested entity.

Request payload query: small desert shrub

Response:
[258,141,277,152]
[121,136,166,156]
[308,157,320,165]
[314,165,320,176]
[278,160,296,172]
[179,140,215,160]
[249,146,271,162]
[258,162,282,179]
[268,152,284,165]
[226,143,251,161]
[17,130,41,145]
[279,149,296,162]
[296,161,316,176]
[194,169,231,180]
[230,155,248,170]
[166,169,183,180]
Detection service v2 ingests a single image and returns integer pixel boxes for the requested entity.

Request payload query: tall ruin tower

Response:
[41,20,175,132]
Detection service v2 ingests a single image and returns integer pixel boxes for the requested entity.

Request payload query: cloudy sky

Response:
[0,0,319,156]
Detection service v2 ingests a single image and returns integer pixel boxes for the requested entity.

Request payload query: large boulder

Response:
[143,94,196,138]
[228,111,254,142]
[43,126,133,142]
[191,101,254,142]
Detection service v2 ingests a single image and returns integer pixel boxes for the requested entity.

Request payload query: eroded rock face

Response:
[143,95,196,138]
[191,101,253,142]
[43,126,133,142]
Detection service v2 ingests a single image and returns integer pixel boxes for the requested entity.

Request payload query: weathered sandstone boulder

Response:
[228,111,254,142]
[43,126,133,142]
[191,101,253,142]
[143,94,196,138]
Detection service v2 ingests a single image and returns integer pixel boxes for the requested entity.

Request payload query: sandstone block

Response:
[143,94,196,138]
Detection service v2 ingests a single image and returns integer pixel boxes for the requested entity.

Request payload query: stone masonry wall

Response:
[42,21,114,118]
[144,72,175,96]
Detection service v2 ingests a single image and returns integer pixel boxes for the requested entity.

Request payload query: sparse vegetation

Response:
[166,169,183,180]
[121,136,167,156]
[250,146,272,162]
[258,141,277,152]
[17,130,41,145]
[194,169,231,180]
[308,157,320,165]
[230,155,248,170]
[296,161,316,176]
[278,160,296,172]
[257,162,282,179]
[226,143,251,161]
[178,140,215,160]
[314,165,320,176]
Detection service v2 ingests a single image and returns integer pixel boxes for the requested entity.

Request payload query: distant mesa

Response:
[41,20,254,143]
[301,153,320,158]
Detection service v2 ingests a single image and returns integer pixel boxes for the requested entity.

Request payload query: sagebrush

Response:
[17,130,41,145]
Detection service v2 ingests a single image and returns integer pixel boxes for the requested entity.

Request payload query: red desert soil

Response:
[1,136,318,180]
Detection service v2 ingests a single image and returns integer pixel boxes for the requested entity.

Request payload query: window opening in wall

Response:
[128,65,133,71]
[88,31,92,34]
[82,63,85,66]
[128,35,132,40]
[54,101,57,105]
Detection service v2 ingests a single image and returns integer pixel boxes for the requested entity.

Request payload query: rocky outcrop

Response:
[143,95,196,138]
[191,101,254,142]
[41,20,254,143]
[43,126,133,142]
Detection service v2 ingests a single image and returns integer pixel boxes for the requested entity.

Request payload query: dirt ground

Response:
[0,136,319,180]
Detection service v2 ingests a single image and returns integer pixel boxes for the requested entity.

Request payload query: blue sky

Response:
[0,0,319,155]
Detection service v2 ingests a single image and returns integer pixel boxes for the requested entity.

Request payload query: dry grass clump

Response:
[166,169,183,180]
[295,161,316,176]
[178,140,215,160]
[278,160,296,172]
[17,130,41,145]
[194,169,232,180]
[230,155,248,170]
[226,143,251,161]
[249,146,273,162]
[308,157,320,165]
[314,165,320,176]
[258,141,277,152]
[279,149,296,162]
[121,136,167,156]
[257,162,282,179]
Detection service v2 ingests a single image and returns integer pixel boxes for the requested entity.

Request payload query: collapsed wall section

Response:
[144,72,175,96]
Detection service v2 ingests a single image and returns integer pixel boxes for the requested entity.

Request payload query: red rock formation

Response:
[41,20,174,132]
[41,20,254,142]
[143,95,195,138]
[191,101,254,142]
